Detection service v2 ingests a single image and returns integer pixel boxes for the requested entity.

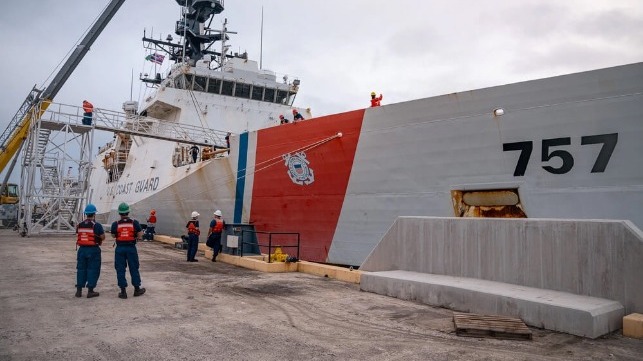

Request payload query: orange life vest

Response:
[116,218,136,242]
[187,220,200,236]
[77,220,98,246]
[370,95,382,107]
[82,101,94,113]
[210,218,223,234]
[147,215,157,224]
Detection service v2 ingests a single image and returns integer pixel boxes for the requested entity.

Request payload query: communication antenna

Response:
[260,7,264,69]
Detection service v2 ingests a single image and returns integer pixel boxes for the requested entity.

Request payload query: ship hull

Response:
[91,62,643,266]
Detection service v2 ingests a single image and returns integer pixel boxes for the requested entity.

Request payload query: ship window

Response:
[208,78,221,94]
[194,76,207,92]
[222,80,234,96]
[276,90,288,104]
[251,86,264,101]
[264,88,275,102]
[235,83,251,98]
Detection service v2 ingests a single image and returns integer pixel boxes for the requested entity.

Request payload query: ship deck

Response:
[0,229,641,360]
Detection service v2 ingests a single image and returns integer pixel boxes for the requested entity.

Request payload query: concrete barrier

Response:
[359,217,643,337]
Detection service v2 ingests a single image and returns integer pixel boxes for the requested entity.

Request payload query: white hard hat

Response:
[191,211,200,218]
[214,210,222,217]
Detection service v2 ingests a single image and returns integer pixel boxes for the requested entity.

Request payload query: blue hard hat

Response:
[84,204,97,215]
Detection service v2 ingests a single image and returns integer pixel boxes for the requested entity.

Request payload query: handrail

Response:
[239,230,300,263]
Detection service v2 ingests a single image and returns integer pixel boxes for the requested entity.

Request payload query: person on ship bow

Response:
[292,109,305,121]
[279,114,290,125]
[206,210,226,262]
[370,92,383,107]
[186,211,201,262]
[75,204,105,299]
[110,202,146,299]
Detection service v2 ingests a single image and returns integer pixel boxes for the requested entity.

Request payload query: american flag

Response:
[145,53,165,65]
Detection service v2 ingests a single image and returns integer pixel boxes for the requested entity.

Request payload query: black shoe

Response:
[87,290,100,298]
[75,287,82,298]
[118,290,127,299]
[192,259,199,262]
[133,288,146,297]
[211,257,216,262]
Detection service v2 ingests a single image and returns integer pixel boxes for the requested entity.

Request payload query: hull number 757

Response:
[502,133,618,176]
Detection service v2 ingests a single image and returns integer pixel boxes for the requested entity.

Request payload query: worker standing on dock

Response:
[143,209,156,241]
[206,210,225,262]
[111,202,146,299]
[75,204,105,298]
[186,211,200,262]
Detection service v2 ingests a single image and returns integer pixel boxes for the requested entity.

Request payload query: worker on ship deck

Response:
[279,115,290,124]
[189,145,200,163]
[370,92,383,107]
[292,109,304,122]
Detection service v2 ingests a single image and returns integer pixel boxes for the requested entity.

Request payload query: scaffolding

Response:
[17,101,229,236]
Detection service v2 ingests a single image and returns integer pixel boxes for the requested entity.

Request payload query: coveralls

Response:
[206,217,225,260]
[76,219,104,289]
[110,217,143,288]
[186,219,200,262]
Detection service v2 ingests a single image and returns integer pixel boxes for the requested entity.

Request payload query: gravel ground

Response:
[0,229,641,361]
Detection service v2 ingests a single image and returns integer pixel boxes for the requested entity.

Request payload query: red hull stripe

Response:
[249,110,365,262]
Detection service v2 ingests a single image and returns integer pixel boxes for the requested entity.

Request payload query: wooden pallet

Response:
[453,312,533,340]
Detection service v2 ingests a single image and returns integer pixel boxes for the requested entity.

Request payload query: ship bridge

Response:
[9,100,230,237]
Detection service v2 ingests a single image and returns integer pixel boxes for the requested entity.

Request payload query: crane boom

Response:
[0,0,126,173]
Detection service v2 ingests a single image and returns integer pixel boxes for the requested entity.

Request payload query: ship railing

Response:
[239,230,300,263]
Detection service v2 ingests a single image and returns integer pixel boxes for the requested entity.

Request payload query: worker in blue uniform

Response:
[75,204,105,298]
[110,202,146,299]
[186,211,200,262]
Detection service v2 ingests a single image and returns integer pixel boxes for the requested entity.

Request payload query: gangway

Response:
[18,101,230,237]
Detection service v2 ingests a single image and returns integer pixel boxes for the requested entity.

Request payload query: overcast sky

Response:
[1,0,642,182]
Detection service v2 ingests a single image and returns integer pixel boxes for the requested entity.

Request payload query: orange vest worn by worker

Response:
[77,220,99,246]
[116,219,136,242]
[210,218,224,234]
[370,92,383,107]
[83,100,94,113]
[187,220,200,236]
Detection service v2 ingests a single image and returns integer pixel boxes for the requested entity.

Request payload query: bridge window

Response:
[194,76,207,91]
[222,80,234,96]
[251,86,264,101]
[208,78,221,94]
[235,83,251,99]
[264,88,275,102]
[276,90,288,104]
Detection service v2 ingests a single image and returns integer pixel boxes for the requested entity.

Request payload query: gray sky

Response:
[1,0,642,182]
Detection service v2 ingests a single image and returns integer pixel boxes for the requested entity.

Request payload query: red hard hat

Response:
[292,109,297,114]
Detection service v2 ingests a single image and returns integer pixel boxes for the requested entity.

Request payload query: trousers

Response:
[76,246,101,288]
[114,244,141,288]
[187,234,199,261]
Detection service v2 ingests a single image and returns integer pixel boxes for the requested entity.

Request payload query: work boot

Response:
[211,256,216,262]
[87,288,100,298]
[75,287,82,298]
[133,287,146,297]
[118,288,127,299]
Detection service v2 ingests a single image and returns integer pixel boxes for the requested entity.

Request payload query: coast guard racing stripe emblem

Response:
[283,151,314,185]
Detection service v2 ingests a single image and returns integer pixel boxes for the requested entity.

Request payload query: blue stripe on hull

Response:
[233,132,249,223]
